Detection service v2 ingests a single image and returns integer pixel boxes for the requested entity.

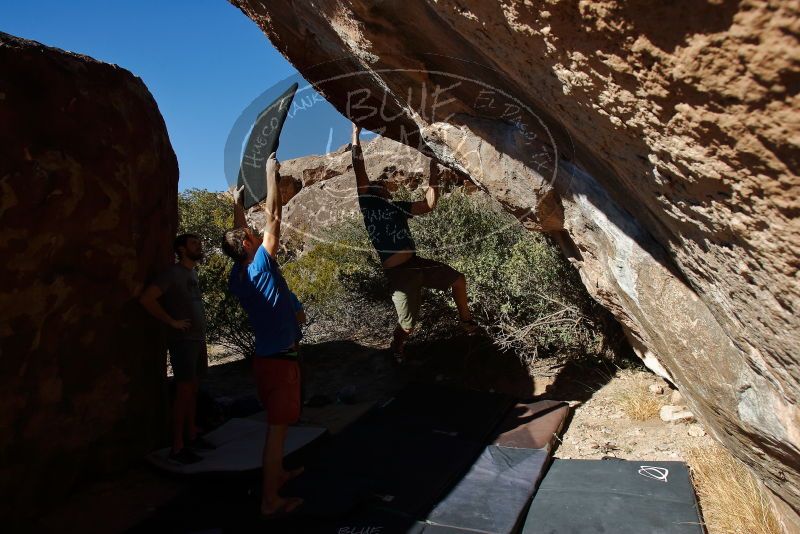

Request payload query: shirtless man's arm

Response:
[351,123,370,196]
[262,152,282,257]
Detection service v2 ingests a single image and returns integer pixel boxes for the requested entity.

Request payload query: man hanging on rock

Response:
[350,123,478,363]
[140,233,215,465]
[222,152,304,518]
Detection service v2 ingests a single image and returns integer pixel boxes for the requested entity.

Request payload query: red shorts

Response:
[252,358,301,425]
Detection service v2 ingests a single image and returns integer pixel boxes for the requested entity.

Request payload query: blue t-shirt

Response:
[228,246,301,357]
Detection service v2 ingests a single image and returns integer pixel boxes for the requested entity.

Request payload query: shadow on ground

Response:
[28,333,622,533]
[200,332,538,427]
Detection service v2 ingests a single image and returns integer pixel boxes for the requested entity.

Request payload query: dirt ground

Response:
[551,367,715,461]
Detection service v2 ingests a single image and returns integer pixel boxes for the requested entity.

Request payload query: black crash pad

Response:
[361,382,513,442]
[288,384,513,518]
[132,384,517,533]
[523,459,704,534]
[296,425,481,517]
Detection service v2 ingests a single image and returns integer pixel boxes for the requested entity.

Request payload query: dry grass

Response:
[687,445,783,534]
[615,384,664,420]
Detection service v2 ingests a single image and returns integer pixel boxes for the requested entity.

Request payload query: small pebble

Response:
[688,424,706,437]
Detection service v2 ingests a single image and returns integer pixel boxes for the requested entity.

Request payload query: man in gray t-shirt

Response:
[140,233,213,464]
[155,263,206,343]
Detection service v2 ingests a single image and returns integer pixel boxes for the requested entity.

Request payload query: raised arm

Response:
[351,123,370,195]
[262,152,281,257]
[411,158,441,215]
[232,185,246,228]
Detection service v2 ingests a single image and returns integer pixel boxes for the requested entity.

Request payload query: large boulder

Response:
[232,0,800,525]
[0,33,178,516]
[249,135,467,245]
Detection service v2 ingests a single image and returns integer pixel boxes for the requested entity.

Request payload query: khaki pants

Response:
[383,256,461,331]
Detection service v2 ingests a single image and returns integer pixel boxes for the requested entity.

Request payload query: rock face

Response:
[233,0,800,523]
[0,33,178,516]
[249,135,468,245]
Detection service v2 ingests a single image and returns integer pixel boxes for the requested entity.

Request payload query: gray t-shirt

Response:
[155,264,206,341]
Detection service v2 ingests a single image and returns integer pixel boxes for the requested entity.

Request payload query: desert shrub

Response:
[178,188,232,252]
[197,252,254,356]
[282,188,608,363]
[409,189,605,362]
[282,218,383,311]
[615,383,665,421]
[177,186,612,363]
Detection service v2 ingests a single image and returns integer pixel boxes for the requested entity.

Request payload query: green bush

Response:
[178,188,232,251]
[197,252,254,356]
[282,218,384,311]
[283,188,606,363]
[410,189,603,362]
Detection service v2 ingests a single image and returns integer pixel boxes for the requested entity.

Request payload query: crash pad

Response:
[493,400,569,451]
[361,382,513,442]
[292,424,482,518]
[523,459,704,534]
[426,445,550,534]
[283,384,513,518]
[134,385,556,533]
[146,418,325,475]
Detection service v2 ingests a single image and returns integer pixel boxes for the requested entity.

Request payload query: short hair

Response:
[222,228,249,262]
[173,233,200,259]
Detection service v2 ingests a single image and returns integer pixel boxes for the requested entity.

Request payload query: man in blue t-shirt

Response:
[222,152,303,518]
[351,123,478,363]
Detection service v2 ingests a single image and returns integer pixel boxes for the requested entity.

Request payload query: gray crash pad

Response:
[523,459,704,534]
[420,400,568,533]
[146,418,326,474]
[425,445,550,534]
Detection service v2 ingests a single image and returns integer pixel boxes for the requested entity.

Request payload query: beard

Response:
[186,250,204,262]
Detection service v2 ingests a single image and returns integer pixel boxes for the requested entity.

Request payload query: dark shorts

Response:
[253,356,301,425]
[383,256,462,331]
[168,339,208,382]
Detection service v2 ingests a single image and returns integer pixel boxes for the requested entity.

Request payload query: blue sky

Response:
[3,0,357,191]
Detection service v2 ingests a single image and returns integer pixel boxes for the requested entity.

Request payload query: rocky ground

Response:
[553,367,715,461]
